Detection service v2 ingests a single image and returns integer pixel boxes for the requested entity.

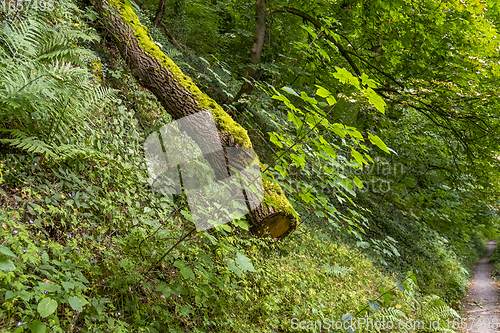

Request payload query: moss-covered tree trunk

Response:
[91,0,297,238]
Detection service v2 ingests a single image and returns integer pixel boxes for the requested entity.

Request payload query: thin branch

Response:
[267,6,361,76]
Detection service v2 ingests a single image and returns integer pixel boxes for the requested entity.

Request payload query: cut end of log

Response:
[244,169,299,239]
[255,212,297,239]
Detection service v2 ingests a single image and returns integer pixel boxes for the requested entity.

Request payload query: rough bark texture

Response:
[91,0,297,238]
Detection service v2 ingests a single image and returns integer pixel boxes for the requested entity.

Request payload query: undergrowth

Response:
[0,1,490,332]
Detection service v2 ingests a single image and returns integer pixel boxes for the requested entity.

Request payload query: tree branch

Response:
[267,6,361,76]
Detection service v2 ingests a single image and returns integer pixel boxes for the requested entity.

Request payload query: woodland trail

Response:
[462,241,500,333]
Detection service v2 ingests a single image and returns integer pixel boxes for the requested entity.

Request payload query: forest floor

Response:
[462,241,500,333]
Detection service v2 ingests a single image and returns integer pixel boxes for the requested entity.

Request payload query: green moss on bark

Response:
[261,166,299,219]
[111,0,251,148]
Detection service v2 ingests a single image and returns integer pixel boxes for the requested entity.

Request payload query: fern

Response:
[0,9,116,162]
[372,306,407,323]
[0,136,58,158]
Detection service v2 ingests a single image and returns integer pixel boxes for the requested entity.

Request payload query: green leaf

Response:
[364,88,386,114]
[0,246,16,257]
[342,313,353,321]
[282,86,299,97]
[29,320,46,333]
[219,224,232,232]
[38,282,60,293]
[387,236,397,243]
[269,132,283,148]
[351,149,368,165]
[174,260,195,279]
[315,85,337,105]
[300,91,318,105]
[75,271,89,284]
[356,241,370,249]
[290,153,306,168]
[331,123,347,138]
[390,244,400,256]
[326,96,336,106]
[0,257,15,272]
[314,210,325,218]
[339,178,356,196]
[235,252,255,272]
[5,290,15,299]
[232,218,250,231]
[62,281,75,292]
[345,126,364,139]
[359,73,378,88]
[315,86,331,98]
[180,266,195,280]
[18,290,32,302]
[368,133,390,153]
[301,25,318,39]
[333,67,359,88]
[156,282,173,297]
[68,295,87,312]
[227,260,242,277]
[382,289,391,305]
[369,299,380,311]
[353,176,364,189]
[287,111,303,129]
[37,297,58,318]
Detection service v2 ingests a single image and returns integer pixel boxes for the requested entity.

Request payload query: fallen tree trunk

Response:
[91,0,297,238]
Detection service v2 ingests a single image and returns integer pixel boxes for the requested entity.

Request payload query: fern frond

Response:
[372,306,407,323]
[0,137,59,157]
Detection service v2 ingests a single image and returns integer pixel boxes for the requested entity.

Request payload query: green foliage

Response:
[0,6,116,162]
[0,209,90,330]
[1,0,500,331]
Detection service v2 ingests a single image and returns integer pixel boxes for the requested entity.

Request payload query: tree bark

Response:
[232,0,266,103]
[152,0,168,27]
[91,0,297,238]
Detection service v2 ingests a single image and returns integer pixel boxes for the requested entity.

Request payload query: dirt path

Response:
[463,241,500,333]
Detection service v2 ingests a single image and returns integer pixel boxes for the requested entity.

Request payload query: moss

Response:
[110,0,251,147]
[261,166,299,219]
[91,60,103,79]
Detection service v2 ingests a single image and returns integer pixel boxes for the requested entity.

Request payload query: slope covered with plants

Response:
[0,0,499,332]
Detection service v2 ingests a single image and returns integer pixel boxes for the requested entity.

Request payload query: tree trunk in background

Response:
[232,5,363,108]
[232,0,266,104]
[91,0,297,238]
[152,0,168,27]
